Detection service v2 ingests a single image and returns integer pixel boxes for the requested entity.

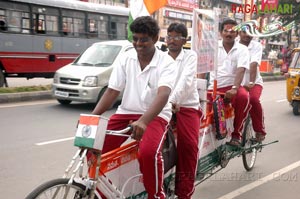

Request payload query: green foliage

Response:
[0,85,51,93]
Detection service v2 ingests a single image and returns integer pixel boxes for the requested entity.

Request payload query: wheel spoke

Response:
[25,178,91,199]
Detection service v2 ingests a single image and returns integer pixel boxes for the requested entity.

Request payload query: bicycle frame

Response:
[62,90,236,199]
[64,128,175,199]
[63,80,238,198]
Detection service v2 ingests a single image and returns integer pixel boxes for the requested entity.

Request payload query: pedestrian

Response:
[165,22,201,199]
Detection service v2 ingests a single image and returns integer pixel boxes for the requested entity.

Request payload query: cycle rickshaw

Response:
[25,78,277,199]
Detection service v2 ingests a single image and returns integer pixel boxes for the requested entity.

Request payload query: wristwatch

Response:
[249,82,254,85]
[232,85,237,90]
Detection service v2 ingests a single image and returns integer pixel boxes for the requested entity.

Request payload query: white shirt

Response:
[242,40,263,86]
[108,48,176,122]
[208,40,249,89]
[169,49,199,110]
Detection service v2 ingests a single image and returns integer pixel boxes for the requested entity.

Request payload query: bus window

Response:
[21,12,30,33]
[88,19,97,37]
[32,6,59,35]
[98,20,109,40]
[110,15,127,39]
[62,17,72,36]
[0,19,5,31]
[33,14,46,34]
[88,14,109,40]
[46,15,58,35]
[110,22,117,39]
[62,17,84,37]
[62,9,85,37]
[0,9,7,31]
[7,11,22,32]
[1,1,30,33]
[74,18,84,37]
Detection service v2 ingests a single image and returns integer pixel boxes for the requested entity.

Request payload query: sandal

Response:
[255,133,266,142]
[226,138,241,147]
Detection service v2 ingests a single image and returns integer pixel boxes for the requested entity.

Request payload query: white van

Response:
[52,40,133,105]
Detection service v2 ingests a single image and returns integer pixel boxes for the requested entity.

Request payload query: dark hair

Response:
[220,18,237,32]
[130,16,160,37]
[167,23,188,38]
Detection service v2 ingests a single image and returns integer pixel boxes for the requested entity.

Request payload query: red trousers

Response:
[102,114,168,199]
[174,107,201,199]
[208,86,251,140]
[249,84,266,135]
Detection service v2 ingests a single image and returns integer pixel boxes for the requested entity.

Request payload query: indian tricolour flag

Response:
[74,114,108,151]
[127,0,168,41]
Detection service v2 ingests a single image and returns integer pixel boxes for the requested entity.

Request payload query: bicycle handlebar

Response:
[105,126,132,137]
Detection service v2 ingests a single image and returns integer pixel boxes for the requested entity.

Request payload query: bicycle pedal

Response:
[250,138,259,144]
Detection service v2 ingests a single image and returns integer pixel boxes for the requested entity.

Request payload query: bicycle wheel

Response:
[25,178,98,199]
[241,116,257,171]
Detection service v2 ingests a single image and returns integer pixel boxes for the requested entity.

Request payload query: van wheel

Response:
[57,99,72,105]
[292,101,300,115]
[0,70,4,87]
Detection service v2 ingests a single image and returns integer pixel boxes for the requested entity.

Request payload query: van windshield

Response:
[290,51,300,69]
[74,44,122,67]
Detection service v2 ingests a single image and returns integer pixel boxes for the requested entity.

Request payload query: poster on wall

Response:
[191,9,219,75]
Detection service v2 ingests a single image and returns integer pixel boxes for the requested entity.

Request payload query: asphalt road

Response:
[193,80,300,199]
[0,80,299,199]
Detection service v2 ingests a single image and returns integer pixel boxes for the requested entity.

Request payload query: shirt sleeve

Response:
[157,55,176,90]
[250,42,263,65]
[237,45,250,70]
[108,55,126,91]
[170,51,197,104]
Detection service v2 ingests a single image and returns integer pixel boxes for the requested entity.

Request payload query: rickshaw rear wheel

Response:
[241,116,257,171]
[292,101,300,115]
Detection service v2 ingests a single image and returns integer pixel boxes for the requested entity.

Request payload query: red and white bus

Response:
[0,0,129,87]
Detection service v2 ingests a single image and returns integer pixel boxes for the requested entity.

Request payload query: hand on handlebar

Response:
[130,120,147,141]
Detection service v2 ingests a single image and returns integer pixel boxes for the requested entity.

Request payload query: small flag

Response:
[74,114,108,151]
[127,0,168,41]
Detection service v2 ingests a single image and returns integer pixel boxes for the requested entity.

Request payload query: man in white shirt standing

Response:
[166,23,201,199]
[239,30,266,142]
[92,16,176,199]
[207,18,251,146]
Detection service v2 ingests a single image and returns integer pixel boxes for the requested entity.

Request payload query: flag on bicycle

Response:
[127,0,168,41]
[74,114,108,151]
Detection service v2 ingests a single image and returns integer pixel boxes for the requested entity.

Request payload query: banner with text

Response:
[191,9,219,74]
